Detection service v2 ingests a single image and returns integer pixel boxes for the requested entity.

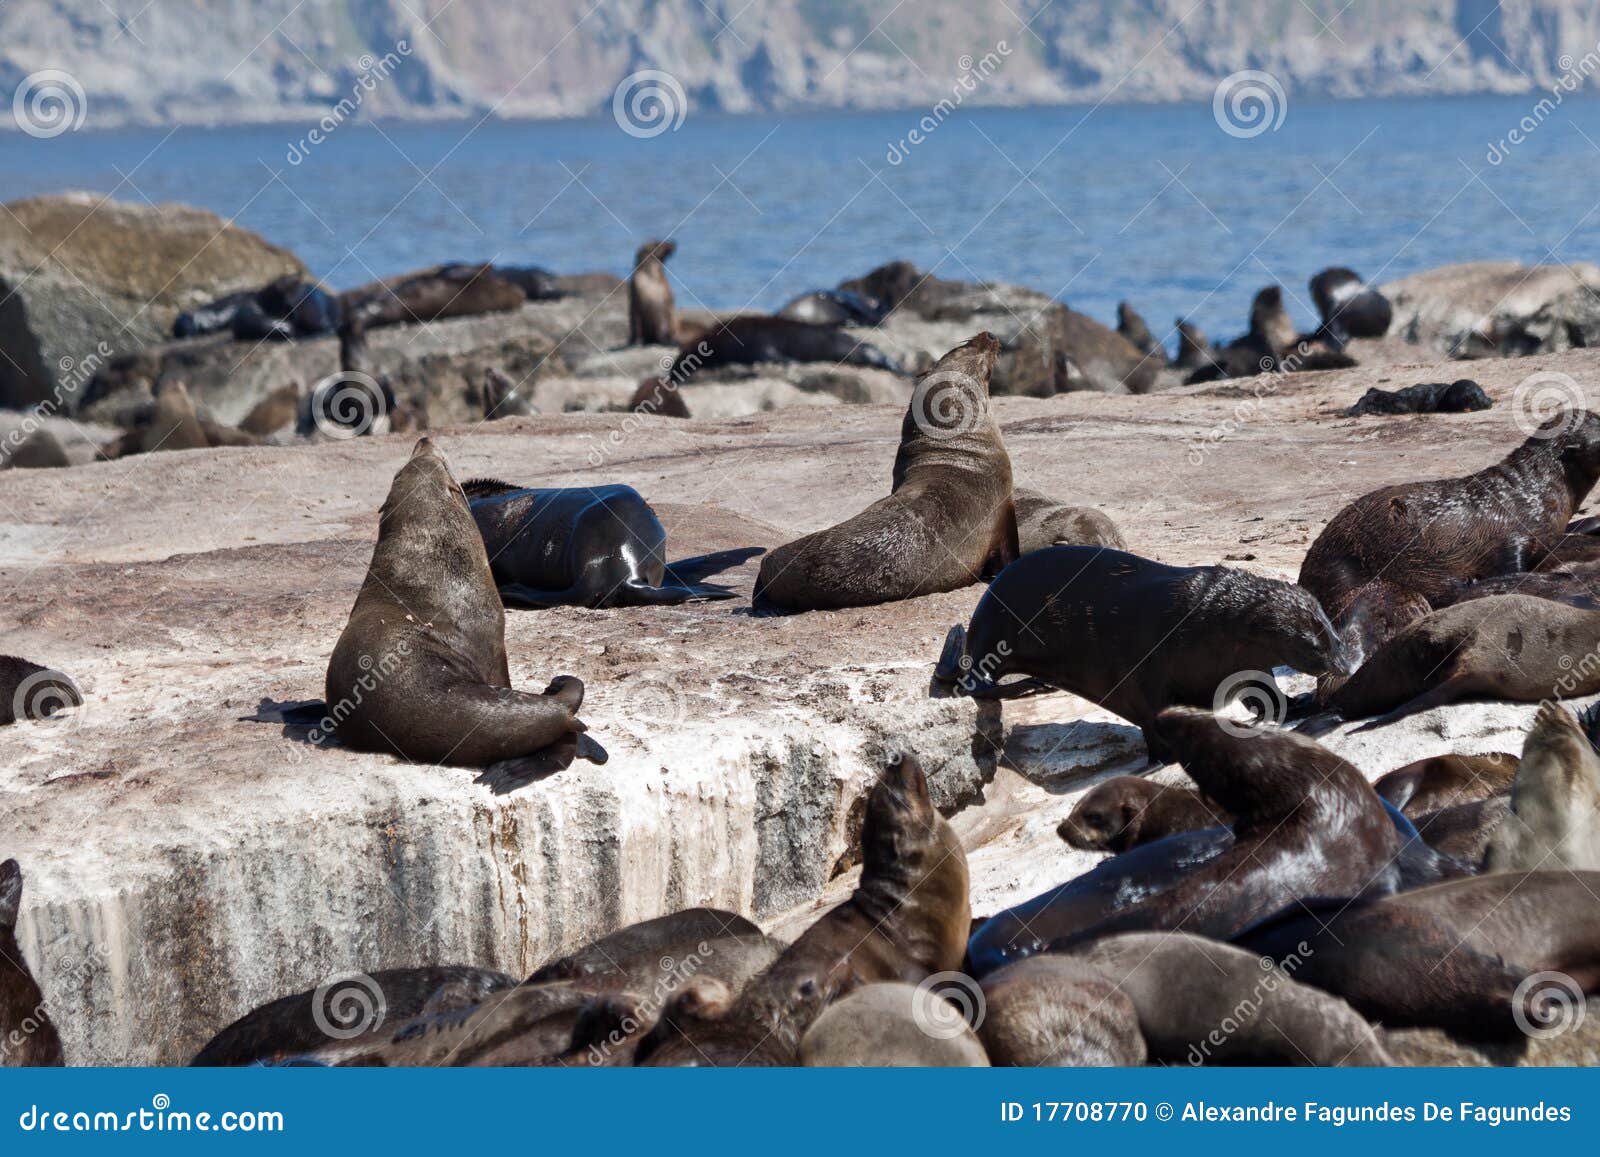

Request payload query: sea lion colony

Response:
[5,246,1600,1070]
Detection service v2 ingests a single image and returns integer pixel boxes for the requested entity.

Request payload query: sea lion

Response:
[1411,796,1511,865]
[978,958,1147,1066]
[754,333,1018,612]
[1310,266,1392,339]
[1238,871,1600,1039]
[1012,487,1126,553]
[481,368,534,420]
[777,289,890,327]
[527,909,774,988]
[494,264,562,300]
[1175,318,1215,371]
[627,376,690,418]
[0,657,80,726]
[981,934,1391,1067]
[0,427,69,469]
[935,545,1355,761]
[175,276,341,341]
[297,318,397,439]
[627,240,677,346]
[667,315,898,381]
[1345,379,1490,417]
[798,982,990,1066]
[1329,595,1600,722]
[462,478,759,608]
[1033,307,1159,395]
[0,860,64,1067]
[238,381,304,437]
[967,710,1454,974]
[190,965,517,1065]
[1485,701,1600,872]
[173,287,257,339]
[1057,775,1227,853]
[638,753,969,1066]
[1187,287,1354,383]
[340,263,525,330]
[1447,570,1600,610]
[1300,411,1600,679]
[99,379,260,458]
[318,438,605,793]
[1116,302,1163,360]
[1375,752,1519,816]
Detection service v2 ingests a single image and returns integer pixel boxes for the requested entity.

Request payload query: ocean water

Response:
[2,93,1597,350]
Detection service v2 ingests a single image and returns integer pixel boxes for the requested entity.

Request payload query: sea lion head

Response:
[1548,409,1600,491]
[1249,285,1297,352]
[635,239,675,267]
[1235,578,1360,677]
[1057,777,1151,852]
[895,332,1003,481]
[381,437,470,532]
[861,752,947,881]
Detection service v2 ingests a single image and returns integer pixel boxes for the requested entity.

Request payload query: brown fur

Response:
[628,240,677,346]
[1013,487,1126,553]
[754,333,1017,611]
[340,263,525,329]
[1375,752,1519,817]
[239,382,303,436]
[1058,776,1228,853]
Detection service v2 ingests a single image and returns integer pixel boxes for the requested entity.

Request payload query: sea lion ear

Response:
[0,860,22,930]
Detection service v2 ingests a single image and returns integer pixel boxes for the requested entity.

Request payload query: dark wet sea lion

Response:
[1116,302,1163,360]
[0,860,64,1067]
[1187,287,1354,383]
[967,711,1451,974]
[1012,487,1125,553]
[1375,752,1518,816]
[936,545,1355,760]
[1,427,69,469]
[1238,871,1600,1039]
[319,438,605,792]
[755,333,1018,612]
[777,289,890,327]
[1346,379,1490,417]
[668,315,898,381]
[983,934,1391,1067]
[1329,594,1600,722]
[639,753,969,1066]
[1485,701,1600,871]
[1311,266,1392,339]
[462,478,759,608]
[0,657,80,725]
[1175,318,1215,371]
[494,265,562,300]
[341,263,525,329]
[1446,570,1600,610]
[627,239,677,346]
[1300,411,1600,681]
[190,965,516,1065]
[527,908,766,985]
[173,288,257,338]
[799,983,990,1066]
[1057,775,1227,853]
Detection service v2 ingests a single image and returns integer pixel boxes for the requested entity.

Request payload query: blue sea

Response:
[1,94,1596,348]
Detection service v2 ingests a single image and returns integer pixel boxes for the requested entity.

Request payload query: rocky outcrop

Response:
[0,195,305,410]
[3,2,1599,128]
[1382,261,1600,358]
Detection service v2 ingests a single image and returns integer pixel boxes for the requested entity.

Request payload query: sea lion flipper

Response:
[497,583,573,609]
[476,739,579,794]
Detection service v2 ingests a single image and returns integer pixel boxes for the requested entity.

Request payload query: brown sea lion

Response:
[0,860,64,1067]
[754,333,1018,612]
[1238,871,1600,1039]
[981,934,1391,1067]
[481,368,534,420]
[638,753,970,1066]
[978,959,1147,1066]
[1057,775,1227,853]
[1300,411,1600,685]
[1411,796,1510,865]
[798,982,990,1066]
[190,965,517,1065]
[627,376,690,418]
[1375,752,1519,816]
[936,545,1355,761]
[0,657,81,725]
[1330,595,1600,722]
[1,427,69,469]
[667,315,898,381]
[238,381,304,436]
[314,438,605,792]
[627,240,677,346]
[1448,570,1600,610]
[527,908,767,985]
[1116,302,1163,360]
[1187,287,1354,383]
[340,262,525,329]
[1012,487,1126,553]
[1175,318,1216,371]
[1485,702,1600,872]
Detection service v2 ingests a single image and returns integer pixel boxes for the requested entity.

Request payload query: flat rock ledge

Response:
[5,346,1600,1064]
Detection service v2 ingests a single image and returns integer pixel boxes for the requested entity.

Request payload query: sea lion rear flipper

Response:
[662,547,766,585]
[476,731,609,793]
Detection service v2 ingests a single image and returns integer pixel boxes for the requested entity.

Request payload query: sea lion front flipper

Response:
[475,732,608,795]
[662,547,766,585]
[497,583,579,609]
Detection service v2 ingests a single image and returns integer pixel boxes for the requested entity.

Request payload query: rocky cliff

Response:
[3,1,1599,129]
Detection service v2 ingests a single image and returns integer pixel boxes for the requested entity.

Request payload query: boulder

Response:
[0,194,305,410]
[1382,261,1600,358]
